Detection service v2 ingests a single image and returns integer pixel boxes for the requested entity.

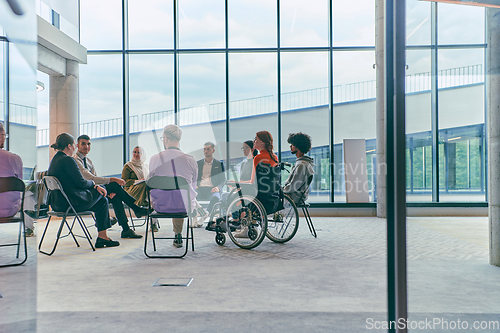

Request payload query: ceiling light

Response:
[36,81,45,92]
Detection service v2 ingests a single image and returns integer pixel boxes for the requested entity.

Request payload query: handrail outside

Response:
[34,64,483,146]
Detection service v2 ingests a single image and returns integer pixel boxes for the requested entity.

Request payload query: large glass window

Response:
[228,0,277,48]
[438,48,485,202]
[333,0,375,46]
[79,54,123,177]
[281,51,329,202]
[406,0,431,46]
[74,0,488,204]
[179,53,226,157]
[438,3,485,45]
[80,0,122,50]
[406,50,432,202]
[129,54,174,160]
[129,0,174,50]
[179,0,225,49]
[333,50,376,202]
[228,52,277,177]
[280,0,329,47]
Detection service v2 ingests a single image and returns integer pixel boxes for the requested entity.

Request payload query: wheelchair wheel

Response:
[215,233,226,246]
[266,193,299,243]
[226,195,267,249]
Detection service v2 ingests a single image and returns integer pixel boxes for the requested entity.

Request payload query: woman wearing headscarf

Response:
[122,146,149,207]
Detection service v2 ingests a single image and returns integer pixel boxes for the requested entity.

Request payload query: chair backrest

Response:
[146,175,193,216]
[43,176,76,213]
[0,177,25,194]
[255,162,281,196]
[146,176,190,191]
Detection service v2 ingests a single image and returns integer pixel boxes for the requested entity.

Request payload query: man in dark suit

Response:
[196,142,225,217]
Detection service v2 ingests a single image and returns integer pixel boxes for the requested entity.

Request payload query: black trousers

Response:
[105,182,141,231]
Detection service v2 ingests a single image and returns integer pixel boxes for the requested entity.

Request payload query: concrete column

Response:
[375,0,386,218]
[49,60,79,158]
[487,8,500,267]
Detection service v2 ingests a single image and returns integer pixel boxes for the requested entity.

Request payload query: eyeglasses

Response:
[160,136,168,141]
[0,133,8,138]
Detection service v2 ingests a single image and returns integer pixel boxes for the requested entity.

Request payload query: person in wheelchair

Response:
[283,132,315,204]
[223,131,280,238]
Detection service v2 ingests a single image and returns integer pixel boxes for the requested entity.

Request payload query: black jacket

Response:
[47,151,96,211]
[196,158,226,190]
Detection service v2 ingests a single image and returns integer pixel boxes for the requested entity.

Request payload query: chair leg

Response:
[39,216,66,256]
[16,219,22,258]
[64,216,81,247]
[75,215,95,251]
[302,206,317,238]
[127,206,136,231]
[190,218,195,252]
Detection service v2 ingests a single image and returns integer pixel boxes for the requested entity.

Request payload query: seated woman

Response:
[122,146,148,206]
[237,140,258,182]
[225,131,280,237]
[122,146,159,231]
[47,133,119,248]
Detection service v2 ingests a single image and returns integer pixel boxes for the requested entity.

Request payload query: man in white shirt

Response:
[0,123,35,236]
[74,135,147,239]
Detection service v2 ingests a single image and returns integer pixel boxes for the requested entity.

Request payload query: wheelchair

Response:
[207,162,299,249]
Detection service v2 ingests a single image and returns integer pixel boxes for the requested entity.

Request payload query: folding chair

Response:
[125,204,147,231]
[0,177,28,267]
[39,176,96,256]
[144,175,195,259]
[295,175,317,238]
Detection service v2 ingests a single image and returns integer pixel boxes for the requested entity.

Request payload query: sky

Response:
[31,0,486,130]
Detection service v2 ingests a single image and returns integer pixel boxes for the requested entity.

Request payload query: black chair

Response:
[144,175,194,259]
[39,176,96,256]
[295,175,317,238]
[0,177,28,267]
[125,204,147,231]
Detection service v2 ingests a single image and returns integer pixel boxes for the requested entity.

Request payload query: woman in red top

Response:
[240,130,279,184]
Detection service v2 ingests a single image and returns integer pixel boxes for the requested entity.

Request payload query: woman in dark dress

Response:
[47,133,119,248]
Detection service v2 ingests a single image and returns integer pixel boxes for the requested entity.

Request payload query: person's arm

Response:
[74,157,111,185]
[122,164,136,188]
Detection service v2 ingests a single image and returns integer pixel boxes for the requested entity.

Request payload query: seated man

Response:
[0,123,36,236]
[283,132,315,204]
[196,141,225,217]
[74,134,147,239]
[149,124,199,248]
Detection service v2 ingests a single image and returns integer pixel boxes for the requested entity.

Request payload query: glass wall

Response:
[75,0,487,203]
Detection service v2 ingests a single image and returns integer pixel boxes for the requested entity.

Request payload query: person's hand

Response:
[107,193,116,199]
[95,185,107,197]
[110,177,126,186]
[211,187,220,193]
